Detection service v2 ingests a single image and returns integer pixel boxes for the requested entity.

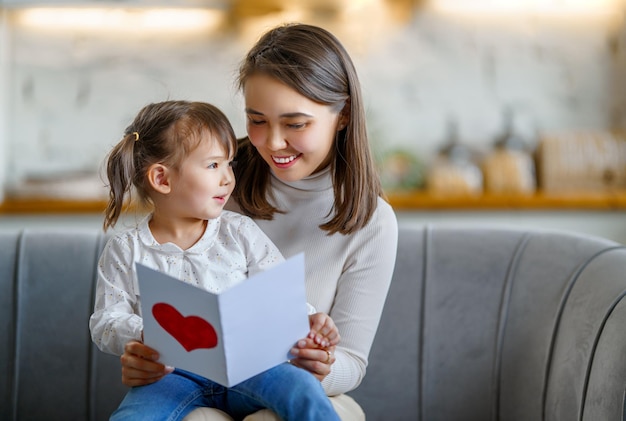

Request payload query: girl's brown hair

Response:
[103,100,236,231]
[235,23,384,236]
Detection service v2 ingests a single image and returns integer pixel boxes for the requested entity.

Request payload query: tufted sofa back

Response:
[1,226,625,421]
[348,225,626,421]
[0,230,125,420]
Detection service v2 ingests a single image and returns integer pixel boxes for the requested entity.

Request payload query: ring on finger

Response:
[324,350,332,364]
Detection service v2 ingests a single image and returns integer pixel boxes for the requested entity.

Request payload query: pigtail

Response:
[103,132,137,231]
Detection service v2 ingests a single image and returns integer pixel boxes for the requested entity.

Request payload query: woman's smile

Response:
[272,154,301,166]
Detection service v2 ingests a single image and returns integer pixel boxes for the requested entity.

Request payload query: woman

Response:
[119,23,398,420]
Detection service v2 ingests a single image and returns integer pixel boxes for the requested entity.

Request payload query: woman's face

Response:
[243,73,342,182]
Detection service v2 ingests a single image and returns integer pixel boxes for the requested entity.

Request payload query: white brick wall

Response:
[0,10,9,201]
[359,10,623,155]
[2,7,625,190]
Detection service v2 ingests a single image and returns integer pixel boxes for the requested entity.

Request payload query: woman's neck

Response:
[270,165,332,192]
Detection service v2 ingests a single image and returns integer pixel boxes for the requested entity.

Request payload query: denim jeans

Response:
[110,363,340,421]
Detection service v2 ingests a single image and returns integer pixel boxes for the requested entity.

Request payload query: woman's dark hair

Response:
[235,23,383,235]
[103,100,236,231]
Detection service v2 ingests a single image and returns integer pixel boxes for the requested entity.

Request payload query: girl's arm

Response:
[235,213,285,276]
[89,237,143,356]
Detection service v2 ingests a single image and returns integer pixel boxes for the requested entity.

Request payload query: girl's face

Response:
[167,134,235,221]
[243,73,343,182]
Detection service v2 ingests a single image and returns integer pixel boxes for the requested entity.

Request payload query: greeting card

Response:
[136,253,309,387]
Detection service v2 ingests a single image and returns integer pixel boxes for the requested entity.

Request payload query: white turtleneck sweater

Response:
[236,167,398,396]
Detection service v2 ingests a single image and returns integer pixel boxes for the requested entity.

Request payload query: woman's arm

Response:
[280,200,398,394]
[321,201,398,395]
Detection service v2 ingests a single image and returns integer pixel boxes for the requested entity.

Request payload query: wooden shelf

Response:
[1,191,626,214]
[387,190,626,211]
[0,198,108,214]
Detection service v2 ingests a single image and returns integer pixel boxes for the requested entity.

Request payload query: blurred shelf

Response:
[0,198,108,214]
[1,191,626,214]
[387,190,626,211]
[0,197,143,214]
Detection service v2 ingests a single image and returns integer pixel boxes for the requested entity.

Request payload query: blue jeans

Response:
[110,363,340,421]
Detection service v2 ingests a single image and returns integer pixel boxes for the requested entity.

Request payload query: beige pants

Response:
[182,394,364,421]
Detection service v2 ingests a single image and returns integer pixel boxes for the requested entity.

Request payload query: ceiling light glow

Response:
[14,8,224,33]
[429,0,622,17]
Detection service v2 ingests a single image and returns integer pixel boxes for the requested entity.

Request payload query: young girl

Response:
[89,100,341,421]
[119,23,399,421]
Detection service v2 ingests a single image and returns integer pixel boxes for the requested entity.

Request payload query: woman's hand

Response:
[120,340,174,387]
[289,339,337,382]
[289,312,340,382]
[308,312,340,348]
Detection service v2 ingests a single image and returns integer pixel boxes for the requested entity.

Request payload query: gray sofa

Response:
[1,225,625,420]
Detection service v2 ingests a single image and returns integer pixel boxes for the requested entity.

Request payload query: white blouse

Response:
[89,211,285,356]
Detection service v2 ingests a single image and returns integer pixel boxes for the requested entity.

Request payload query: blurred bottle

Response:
[482,108,536,195]
[427,117,483,196]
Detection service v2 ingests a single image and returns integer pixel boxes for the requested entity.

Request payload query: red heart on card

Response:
[152,302,218,352]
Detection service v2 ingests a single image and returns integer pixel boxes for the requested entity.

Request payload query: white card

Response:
[136,253,309,387]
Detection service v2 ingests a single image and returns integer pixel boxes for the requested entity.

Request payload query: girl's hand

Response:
[120,340,174,387]
[289,339,337,382]
[307,312,340,348]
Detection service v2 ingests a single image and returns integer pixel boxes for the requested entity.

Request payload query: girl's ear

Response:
[147,163,171,194]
